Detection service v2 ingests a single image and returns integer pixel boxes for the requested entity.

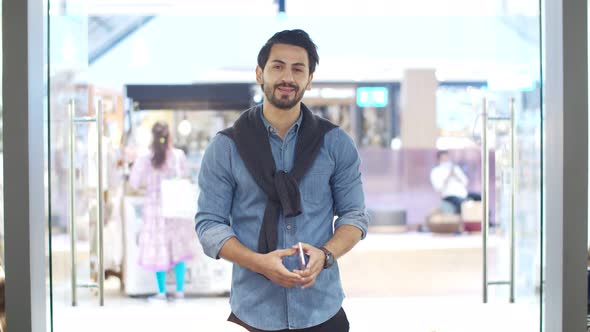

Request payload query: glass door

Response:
[481,2,543,330]
[47,2,97,331]
[478,89,542,329]
[46,0,544,331]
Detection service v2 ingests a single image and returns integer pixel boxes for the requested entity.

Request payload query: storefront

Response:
[2,0,588,331]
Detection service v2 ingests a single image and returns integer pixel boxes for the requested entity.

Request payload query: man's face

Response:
[439,153,450,164]
[256,43,313,110]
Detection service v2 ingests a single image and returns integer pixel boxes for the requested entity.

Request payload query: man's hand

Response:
[292,243,325,289]
[255,248,303,288]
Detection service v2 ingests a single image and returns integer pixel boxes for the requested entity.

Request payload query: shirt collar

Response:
[259,105,303,136]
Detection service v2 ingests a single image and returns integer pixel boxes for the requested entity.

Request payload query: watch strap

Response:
[320,246,334,269]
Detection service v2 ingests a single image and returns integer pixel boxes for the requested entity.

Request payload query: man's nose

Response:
[280,70,295,83]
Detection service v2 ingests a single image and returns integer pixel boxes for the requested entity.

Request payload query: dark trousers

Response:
[228,308,350,332]
[443,192,481,214]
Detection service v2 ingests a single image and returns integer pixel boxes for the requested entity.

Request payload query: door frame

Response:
[3,0,47,331]
[544,0,588,331]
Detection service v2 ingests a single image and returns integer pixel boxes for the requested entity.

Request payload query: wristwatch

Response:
[320,247,335,269]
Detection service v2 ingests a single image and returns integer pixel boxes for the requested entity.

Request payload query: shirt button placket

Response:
[285,220,294,328]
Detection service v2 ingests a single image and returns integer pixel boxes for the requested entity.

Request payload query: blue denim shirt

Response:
[195,108,369,330]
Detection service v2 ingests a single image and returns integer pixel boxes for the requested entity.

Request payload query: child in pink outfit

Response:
[129,122,197,300]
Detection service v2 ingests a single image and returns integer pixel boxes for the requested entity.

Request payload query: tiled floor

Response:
[51,288,541,332]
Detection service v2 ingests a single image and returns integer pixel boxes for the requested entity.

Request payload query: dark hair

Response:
[150,122,170,169]
[257,29,319,74]
[436,150,449,161]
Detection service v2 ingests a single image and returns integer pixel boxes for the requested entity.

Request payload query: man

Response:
[195,29,369,331]
[430,150,481,214]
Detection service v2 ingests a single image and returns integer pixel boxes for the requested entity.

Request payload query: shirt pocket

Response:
[299,159,334,206]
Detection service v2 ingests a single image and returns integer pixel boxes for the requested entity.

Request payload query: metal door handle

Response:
[96,99,105,306]
[68,99,77,306]
[509,98,516,304]
[68,98,105,306]
[482,97,516,304]
[482,97,489,303]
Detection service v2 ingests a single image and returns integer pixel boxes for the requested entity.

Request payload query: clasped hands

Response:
[255,243,325,289]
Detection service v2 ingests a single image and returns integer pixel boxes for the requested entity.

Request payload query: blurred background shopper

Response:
[129,121,197,302]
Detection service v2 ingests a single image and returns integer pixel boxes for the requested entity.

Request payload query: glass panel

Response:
[482,89,541,330]
[48,2,91,331]
[46,1,543,331]
[496,2,543,331]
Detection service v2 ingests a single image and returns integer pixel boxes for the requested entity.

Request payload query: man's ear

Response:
[306,73,314,90]
[256,66,264,84]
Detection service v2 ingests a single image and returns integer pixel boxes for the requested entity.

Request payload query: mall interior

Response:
[1,0,589,331]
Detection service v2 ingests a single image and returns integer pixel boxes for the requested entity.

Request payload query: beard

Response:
[263,82,306,110]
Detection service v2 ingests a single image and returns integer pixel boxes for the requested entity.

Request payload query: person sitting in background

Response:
[430,150,481,214]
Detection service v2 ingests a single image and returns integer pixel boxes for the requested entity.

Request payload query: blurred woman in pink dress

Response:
[129,121,197,301]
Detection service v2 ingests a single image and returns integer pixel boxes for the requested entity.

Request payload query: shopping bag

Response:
[160,178,198,219]
[160,152,198,220]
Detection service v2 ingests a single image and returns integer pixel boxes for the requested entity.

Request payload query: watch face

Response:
[326,254,334,265]
[322,248,334,268]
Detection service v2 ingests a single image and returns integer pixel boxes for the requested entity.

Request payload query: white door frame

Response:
[545,0,588,331]
[2,0,47,331]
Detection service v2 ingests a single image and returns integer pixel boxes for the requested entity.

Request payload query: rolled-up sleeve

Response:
[329,129,370,239]
[195,135,238,259]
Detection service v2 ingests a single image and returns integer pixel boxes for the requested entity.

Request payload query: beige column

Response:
[400,69,438,149]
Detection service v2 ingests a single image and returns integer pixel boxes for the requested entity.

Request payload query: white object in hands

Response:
[298,242,307,269]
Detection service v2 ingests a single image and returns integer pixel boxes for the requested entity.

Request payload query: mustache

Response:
[274,83,298,90]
